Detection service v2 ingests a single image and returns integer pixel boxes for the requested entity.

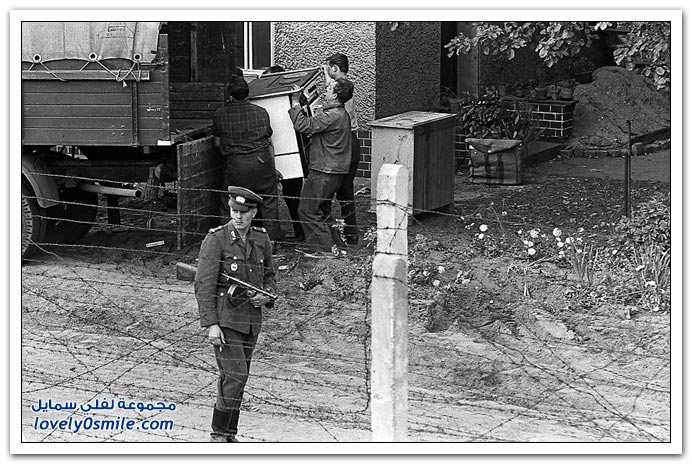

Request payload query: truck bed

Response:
[21,34,225,149]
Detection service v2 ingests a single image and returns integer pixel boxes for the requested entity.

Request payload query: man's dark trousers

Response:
[334,132,360,243]
[298,169,344,251]
[220,149,282,241]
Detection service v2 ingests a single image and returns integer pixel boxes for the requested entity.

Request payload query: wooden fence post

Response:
[371,163,409,442]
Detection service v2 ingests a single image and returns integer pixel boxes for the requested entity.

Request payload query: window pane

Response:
[251,21,271,69]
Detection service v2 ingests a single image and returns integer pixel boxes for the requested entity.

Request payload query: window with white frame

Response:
[241,21,272,74]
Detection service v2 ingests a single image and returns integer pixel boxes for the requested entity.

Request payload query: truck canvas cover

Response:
[21,22,160,64]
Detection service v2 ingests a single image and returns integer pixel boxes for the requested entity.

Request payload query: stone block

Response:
[631,142,645,156]
[644,143,658,154]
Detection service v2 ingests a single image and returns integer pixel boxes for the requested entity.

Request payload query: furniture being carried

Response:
[247,67,322,180]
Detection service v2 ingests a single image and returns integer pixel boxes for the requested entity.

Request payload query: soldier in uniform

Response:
[194,186,277,443]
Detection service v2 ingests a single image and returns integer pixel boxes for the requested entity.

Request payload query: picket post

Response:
[371,163,408,442]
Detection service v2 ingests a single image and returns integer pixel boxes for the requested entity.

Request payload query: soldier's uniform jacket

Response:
[194,222,276,335]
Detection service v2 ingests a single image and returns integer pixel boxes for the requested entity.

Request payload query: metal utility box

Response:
[247,68,321,180]
[369,111,457,214]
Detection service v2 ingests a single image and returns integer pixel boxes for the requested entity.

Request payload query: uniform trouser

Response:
[280,177,304,239]
[298,169,345,251]
[214,327,258,416]
[220,149,283,241]
[333,132,361,240]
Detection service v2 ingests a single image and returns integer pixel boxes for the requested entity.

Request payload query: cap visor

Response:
[229,201,252,212]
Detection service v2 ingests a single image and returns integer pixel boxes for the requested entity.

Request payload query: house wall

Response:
[374,22,441,119]
[273,21,443,178]
[272,21,376,127]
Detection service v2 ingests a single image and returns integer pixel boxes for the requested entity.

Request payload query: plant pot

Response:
[515,88,525,98]
[534,87,547,100]
[498,85,508,97]
[560,88,574,100]
[549,89,560,100]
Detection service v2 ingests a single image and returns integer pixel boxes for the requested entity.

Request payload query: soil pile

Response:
[569,66,671,148]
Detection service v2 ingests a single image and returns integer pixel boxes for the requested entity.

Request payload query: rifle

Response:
[175,262,278,301]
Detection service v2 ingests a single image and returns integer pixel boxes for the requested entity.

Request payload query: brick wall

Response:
[506,98,578,144]
[356,130,372,178]
[454,98,578,169]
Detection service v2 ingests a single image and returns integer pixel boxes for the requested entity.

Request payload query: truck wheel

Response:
[22,181,47,260]
[43,187,99,245]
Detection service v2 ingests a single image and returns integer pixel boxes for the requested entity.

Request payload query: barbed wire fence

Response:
[20,166,670,443]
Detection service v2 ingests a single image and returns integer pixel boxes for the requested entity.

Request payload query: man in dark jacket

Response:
[323,53,361,245]
[194,186,277,442]
[288,77,354,255]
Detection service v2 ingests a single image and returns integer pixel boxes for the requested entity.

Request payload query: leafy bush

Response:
[614,192,671,250]
[454,95,540,143]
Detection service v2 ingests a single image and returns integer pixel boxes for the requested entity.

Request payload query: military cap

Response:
[227,186,262,212]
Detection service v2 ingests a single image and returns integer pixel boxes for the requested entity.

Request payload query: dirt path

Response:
[527,149,671,183]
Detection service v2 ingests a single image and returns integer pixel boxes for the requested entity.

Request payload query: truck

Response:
[21,21,237,260]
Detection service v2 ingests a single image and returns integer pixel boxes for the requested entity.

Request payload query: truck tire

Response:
[22,180,47,260]
[43,187,99,245]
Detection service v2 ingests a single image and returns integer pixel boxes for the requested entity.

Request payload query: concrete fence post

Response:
[371,163,409,442]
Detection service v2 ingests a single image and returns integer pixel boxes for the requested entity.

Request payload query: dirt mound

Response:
[569,66,671,148]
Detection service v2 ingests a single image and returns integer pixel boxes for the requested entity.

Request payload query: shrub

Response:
[614,192,671,251]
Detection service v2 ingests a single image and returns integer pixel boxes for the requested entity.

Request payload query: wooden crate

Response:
[369,111,457,214]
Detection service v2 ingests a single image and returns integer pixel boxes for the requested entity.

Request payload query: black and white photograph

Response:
[8,3,683,456]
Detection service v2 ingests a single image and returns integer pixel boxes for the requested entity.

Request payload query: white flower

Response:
[576,249,583,254]
[432,280,441,287]
[645,280,657,288]
[565,237,573,244]
[478,233,485,240]
[557,241,564,248]
[541,234,547,239]
[528,248,536,256]
[558,250,565,258]
[526,241,534,248]
[612,249,618,255]
[552,228,562,237]
[422,270,430,277]
[479,224,488,232]
[518,230,523,235]
[529,229,539,239]
[501,211,507,216]
[577,227,585,233]
[438,266,446,274]
[635,264,645,272]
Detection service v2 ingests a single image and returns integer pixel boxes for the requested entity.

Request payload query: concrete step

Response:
[525,141,565,166]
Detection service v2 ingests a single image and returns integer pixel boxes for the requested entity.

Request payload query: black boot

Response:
[210,408,233,442]
[227,408,240,442]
